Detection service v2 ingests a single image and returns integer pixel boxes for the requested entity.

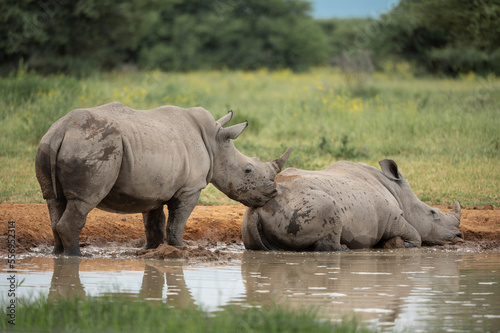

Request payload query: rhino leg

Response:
[242,208,270,251]
[55,199,94,256]
[165,192,201,247]
[143,206,166,249]
[311,229,345,252]
[379,236,405,249]
[386,215,422,248]
[47,198,66,255]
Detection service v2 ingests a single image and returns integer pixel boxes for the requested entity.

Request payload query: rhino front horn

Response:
[272,147,292,173]
[450,201,461,222]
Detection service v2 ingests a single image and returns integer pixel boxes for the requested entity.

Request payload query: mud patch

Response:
[133,242,241,263]
[0,204,499,257]
[436,240,500,252]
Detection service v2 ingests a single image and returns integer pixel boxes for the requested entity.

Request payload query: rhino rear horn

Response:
[217,110,233,127]
[449,201,461,222]
[272,147,292,173]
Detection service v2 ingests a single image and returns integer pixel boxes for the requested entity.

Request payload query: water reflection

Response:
[3,249,499,332]
[139,264,194,307]
[48,257,85,300]
[239,250,471,330]
[45,257,196,307]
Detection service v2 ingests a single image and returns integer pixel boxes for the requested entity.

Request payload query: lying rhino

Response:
[36,102,292,256]
[242,159,463,251]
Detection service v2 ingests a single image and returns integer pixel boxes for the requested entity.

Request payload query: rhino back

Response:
[257,164,402,249]
[321,163,405,247]
[52,103,214,212]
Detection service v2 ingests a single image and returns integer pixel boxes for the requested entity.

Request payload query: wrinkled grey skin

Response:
[242,159,463,251]
[36,102,292,256]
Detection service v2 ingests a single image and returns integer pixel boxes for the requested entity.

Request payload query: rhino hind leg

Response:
[311,232,345,252]
[143,206,166,249]
[55,199,94,256]
[242,208,270,251]
[310,215,344,252]
[47,198,67,254]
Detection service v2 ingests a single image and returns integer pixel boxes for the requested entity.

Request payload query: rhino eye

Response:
[245,165,254,174]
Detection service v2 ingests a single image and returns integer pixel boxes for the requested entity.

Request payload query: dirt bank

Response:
[1,203,499,257]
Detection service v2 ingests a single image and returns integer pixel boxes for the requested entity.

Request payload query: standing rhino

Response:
[242,159,463,251]
[36,102,292,256]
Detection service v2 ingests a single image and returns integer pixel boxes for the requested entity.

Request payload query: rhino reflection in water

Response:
[47,258,195,307]
[36,102,292,256]
[240,251,463,325]
[242,159,463,251]
[48,257,85,301]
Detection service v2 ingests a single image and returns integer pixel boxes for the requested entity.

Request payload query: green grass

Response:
[2,296,370,333]
[1,68,498,206]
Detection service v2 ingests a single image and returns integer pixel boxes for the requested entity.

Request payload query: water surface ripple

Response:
[2,249,499,332]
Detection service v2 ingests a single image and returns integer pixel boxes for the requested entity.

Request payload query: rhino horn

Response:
[449,201,461,222]
[271,147,292,173]
[217,110,233,127]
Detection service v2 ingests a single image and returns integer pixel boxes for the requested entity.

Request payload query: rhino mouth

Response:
[423,232,464,246]
[241,190,278,208]
[445,232,464,245]
[241,199,266,207]
[266,189,278,199]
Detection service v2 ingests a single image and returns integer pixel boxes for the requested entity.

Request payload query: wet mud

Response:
[1,203,499,261]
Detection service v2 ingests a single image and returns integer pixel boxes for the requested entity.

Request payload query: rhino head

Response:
[210,111,292,207]
[379,159,463,245]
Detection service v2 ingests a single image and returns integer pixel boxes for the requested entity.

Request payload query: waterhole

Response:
[2,248,499,332]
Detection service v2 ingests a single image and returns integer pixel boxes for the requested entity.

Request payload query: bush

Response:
[0,0,329,75]
[374,0,500,76]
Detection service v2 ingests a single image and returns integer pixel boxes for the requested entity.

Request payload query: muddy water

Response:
[2,248,500,332]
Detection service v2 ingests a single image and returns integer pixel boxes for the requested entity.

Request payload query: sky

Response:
[310,0,400,19]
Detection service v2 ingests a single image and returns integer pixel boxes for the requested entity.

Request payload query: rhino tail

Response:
[48,130,65,200]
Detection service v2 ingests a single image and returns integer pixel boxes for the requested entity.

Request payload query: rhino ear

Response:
[379,159,401,181]
[216,110,233,127]
[218,121,248,141]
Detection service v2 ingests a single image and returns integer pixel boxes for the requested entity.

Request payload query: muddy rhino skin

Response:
[36,102,292,256]
[242,159,463,251]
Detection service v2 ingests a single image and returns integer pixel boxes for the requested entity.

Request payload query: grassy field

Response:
[0,68,498,206]
[2,296,369,333]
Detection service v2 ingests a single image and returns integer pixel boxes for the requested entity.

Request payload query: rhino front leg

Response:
[143,206,166,249]
[165,192,201,247]
[387,214,422,248]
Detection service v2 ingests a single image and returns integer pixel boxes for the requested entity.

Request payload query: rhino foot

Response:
[144,242,163,250]
[61,248,84,257]
[311,240,345,252]
[52,246,64,255]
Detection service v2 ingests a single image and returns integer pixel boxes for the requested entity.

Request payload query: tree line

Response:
[1,0,499,76]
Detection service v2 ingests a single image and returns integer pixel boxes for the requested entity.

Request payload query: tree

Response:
[138,0,328,71]
[376,0,500,75]
[0,0,158,75]
[0,0,329,74]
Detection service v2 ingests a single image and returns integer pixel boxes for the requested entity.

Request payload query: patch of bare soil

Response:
[1,203,499,259]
